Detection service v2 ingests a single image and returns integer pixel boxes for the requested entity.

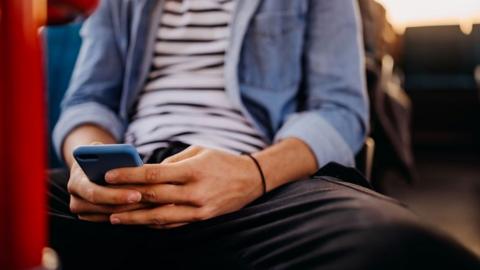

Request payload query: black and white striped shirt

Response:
[125,0,267,157]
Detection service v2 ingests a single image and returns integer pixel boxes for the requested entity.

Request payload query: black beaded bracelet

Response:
[242,153,267,195]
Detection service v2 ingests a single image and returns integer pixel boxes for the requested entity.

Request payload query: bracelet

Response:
[242,153,267,195]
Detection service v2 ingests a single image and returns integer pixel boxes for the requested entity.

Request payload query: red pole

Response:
[0,0,47,269]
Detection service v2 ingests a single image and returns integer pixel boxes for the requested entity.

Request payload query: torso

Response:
[125,0,267,158]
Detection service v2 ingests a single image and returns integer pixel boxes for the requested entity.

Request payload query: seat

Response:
[403,25,480,149]
[473,24,480,96]
[473,24,480,66]
[357,0,415,184]
[355,138,375,180]
[43,22,83,168]
[404,25,476,91]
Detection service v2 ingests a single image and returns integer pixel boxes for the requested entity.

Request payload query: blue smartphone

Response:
[73,144,143,185]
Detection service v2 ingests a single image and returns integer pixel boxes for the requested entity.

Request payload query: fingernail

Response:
[111,217,121,225]
[127,192,142,203]
[105,171,117,182]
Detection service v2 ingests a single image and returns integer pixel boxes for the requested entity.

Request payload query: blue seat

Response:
[44,22,83,168]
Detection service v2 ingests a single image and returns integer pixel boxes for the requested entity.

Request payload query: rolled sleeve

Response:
[274,111,355,168]
[275,0,368,168]
[52,102,126,159]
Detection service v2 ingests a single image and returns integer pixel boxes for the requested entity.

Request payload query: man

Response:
[49,0,480,269]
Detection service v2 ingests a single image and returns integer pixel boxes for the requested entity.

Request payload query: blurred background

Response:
[369,0,480,256]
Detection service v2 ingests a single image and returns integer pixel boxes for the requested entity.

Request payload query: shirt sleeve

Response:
[275,0,369,168]
[52,0,126,160]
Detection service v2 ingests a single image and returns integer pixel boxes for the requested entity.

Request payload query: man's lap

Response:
[47,170,480,270]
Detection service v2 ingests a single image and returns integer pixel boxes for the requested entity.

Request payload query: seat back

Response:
[404,25,476,91]
[473,24,480,67]
[44,22,83,167]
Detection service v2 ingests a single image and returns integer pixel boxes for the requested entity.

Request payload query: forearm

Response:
[63,124,116,167]
[253,138,318,192]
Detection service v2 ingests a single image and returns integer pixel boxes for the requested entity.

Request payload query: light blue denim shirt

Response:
[53,0,369,168]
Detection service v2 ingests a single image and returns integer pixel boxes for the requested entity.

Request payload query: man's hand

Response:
[105,146,264,228]
[68,160,145,222]
[62,127,149,222]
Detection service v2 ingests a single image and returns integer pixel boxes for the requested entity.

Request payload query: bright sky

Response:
[375,0,480,33]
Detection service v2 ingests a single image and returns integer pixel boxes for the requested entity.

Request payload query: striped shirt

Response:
[125,0,267,157]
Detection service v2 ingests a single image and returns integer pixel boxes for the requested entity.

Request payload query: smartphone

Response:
[73,144,143,185]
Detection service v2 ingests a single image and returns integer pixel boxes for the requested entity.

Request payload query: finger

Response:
[70,195,149,215]
[110,205,203,226]
[78,214,110,223]
[162,146,202,164]
[105,163,193,185]
[70,195,112,214]
[70,176,142,205]
[131,185,197,205]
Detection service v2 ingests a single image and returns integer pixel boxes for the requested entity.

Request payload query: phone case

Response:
[73,144,143,185]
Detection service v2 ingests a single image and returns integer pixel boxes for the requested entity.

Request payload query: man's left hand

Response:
[105,146,264,229]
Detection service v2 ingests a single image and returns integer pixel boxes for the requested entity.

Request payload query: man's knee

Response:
[316,179,418,230]
[262,178,418,230]
[302,183,480,269]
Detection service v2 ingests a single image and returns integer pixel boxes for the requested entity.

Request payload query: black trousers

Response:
[48,146,480,270]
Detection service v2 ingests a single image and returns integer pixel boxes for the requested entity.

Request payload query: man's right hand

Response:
[62,125,146,222]
[67,161,144,222]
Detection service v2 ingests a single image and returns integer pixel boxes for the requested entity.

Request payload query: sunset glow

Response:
[375,0,480,33]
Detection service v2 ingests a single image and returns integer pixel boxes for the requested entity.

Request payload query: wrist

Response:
[242,153,267,195]
[252,138,318,191]
[251,152,281,192]
[240,155,266,199]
